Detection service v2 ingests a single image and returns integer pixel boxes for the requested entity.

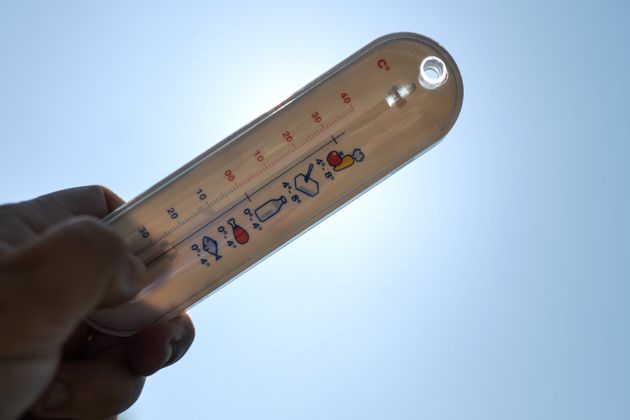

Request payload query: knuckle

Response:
[85,184,107,195]
[81,184,109,204]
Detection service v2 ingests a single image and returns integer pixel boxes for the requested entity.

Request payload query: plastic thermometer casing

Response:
[87,32,463,336]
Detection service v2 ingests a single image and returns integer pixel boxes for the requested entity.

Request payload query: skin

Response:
[0,186,195,419]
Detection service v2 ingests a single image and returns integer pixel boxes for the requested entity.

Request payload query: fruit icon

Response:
[327,148,365,172]
[327,150,342,166]
[334,155,355,171]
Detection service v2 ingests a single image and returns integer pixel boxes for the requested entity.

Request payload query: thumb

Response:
[0,216,147,350]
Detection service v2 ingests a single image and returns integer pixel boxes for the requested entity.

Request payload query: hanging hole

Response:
[419,56,448,90]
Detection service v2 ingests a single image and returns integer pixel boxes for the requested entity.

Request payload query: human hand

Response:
[0,186,195,419]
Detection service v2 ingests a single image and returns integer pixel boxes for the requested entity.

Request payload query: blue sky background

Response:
[1,1,629,419]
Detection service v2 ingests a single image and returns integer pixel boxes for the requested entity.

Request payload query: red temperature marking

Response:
[215,106,356,207]
[311,111,322,123]
[282,130,293,143]
[377,58,390,71]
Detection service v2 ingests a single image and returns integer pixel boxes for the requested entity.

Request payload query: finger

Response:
[0,217,148,352]
[127,313,196,376]
[30,185,125,222]
[1,185,124,238]
[65,313,195,379]
[28,345,145,419]
[20,414,118,420]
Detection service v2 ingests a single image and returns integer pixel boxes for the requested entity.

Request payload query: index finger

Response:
[4,185,124,234]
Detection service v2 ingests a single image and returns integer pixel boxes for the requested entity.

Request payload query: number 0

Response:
[224,170,236,182]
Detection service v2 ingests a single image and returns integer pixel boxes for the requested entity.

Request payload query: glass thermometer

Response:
[87,32,464,336]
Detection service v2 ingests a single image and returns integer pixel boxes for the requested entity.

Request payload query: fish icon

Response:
[202,236,222,261]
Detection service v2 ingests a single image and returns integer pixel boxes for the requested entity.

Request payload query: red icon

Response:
[327,150,342,166]
[326,148,365,172]
[228,218,249,245]
[377,58,390,71]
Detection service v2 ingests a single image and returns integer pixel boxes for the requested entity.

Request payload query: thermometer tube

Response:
[87,32,464,336]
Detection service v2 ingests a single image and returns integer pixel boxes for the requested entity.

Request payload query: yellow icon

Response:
[334,155,355,171]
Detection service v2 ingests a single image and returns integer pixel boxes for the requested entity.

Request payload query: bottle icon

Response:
[255,196,287,222]
[227,218,249,245]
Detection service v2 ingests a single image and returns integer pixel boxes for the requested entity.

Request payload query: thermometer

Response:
[87,32,464,336]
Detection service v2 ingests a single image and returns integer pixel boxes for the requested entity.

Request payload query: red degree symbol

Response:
[377,59,390,71]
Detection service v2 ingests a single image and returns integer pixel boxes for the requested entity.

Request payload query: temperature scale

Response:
[87,33,464,336]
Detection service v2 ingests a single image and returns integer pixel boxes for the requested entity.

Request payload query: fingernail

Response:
[43,380,69,411]
[164,339,179,366]
[164,317,194,368]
